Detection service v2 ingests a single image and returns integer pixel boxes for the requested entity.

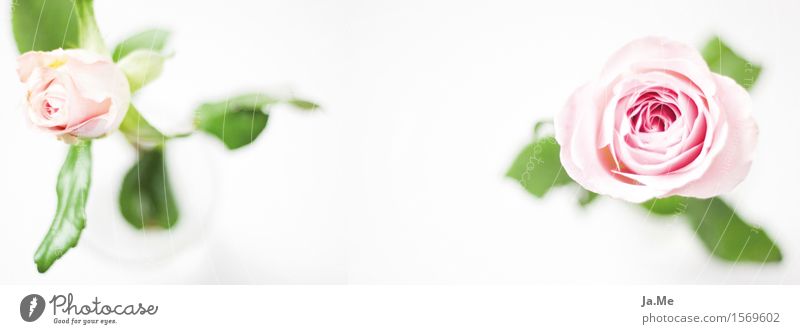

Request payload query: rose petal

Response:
[555,82,667,202]
[667,74,758,197]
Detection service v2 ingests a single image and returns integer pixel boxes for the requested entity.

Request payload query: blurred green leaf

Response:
[195,93,318,150]
[11,0,80,53]
[34,141,92,273]
[287,98,320,111]
[532,119,553,138]
[641,196,687,216]
[506,136,572,197]
[641,196,780,262]
[118,50,165,92]
[682,197,781,263]
[119,104,166,148]
[119,148,179,229]
[225,93,281,108]
[195,95,270,150]
[578,189,598,207]
[112,28,170,62]
[701,36,761,90]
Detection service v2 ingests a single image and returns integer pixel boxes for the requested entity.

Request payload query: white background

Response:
[0,0,798,284]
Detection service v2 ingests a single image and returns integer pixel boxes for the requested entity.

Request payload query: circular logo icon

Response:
[20,294,45,322]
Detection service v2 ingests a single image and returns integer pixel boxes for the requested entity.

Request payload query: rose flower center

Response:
[627,90,681,135]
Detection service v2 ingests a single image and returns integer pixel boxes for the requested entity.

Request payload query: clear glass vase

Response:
[81,135,218,264]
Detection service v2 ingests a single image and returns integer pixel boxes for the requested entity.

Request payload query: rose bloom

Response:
[17,48,130,141]
[555,37,758,202]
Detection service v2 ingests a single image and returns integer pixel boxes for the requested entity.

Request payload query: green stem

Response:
[75,0,107,54]
[119,104,168,149]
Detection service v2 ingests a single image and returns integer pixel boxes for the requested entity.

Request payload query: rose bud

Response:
[17,48,131,142]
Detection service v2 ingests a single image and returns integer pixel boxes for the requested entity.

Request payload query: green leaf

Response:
[196,96,269,150]
[532,119,553,138]
[195,93,318,150]
[506,136,572,197]
[34,141,92,273]
[640,196,781,262]
[11,0,80,53]
[118,50,165,92]
[287,98,320,111]
[112,28,171,62]
[641,196,687,216]
[701,36,762,90]
[119,148,179,229]
[118,104,166,148]
[225,93,281,108]
[682,197,781,263]
[578,189,598,207]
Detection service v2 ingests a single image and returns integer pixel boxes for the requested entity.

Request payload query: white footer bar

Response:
[1,285,796,333]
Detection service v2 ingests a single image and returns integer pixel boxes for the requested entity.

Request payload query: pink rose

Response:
[555,37,758,203]
[17,49,130,141]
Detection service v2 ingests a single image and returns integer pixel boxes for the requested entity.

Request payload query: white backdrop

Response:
[0,0,798,284]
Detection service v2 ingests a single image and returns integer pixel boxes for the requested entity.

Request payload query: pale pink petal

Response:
[555,82,667,203]
[599,37,713,93]
[16,49,67,83]
[668,74,758,197]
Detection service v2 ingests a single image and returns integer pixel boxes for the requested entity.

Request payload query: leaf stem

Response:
[75,0,107,54]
